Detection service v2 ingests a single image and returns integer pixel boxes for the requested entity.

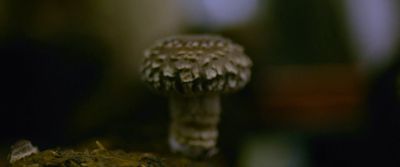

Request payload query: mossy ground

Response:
[9,142,218,167]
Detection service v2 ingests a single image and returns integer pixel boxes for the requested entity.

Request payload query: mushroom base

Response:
[169,94,221,158]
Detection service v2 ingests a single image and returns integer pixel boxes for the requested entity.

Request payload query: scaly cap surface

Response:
[141,35,252,96]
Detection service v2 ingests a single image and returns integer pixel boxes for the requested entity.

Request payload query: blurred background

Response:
[1,0,400,166]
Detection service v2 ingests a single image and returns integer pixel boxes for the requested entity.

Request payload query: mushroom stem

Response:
[169,94,221,158]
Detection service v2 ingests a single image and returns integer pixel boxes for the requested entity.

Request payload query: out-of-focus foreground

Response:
[1,0,400,166]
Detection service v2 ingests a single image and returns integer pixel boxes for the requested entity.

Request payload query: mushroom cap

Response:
[141,35,252,96]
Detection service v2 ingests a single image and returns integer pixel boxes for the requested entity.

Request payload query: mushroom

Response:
[9,140,39,163]
[140,35,252,158]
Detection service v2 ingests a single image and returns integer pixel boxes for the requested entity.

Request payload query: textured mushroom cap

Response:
[141,35,252,96]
